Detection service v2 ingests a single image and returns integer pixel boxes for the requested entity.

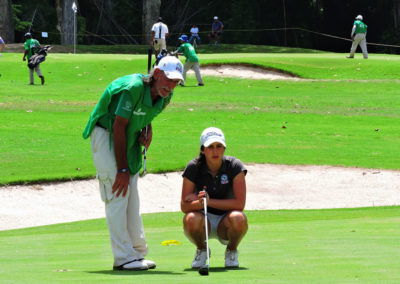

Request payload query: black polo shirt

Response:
[182,156,247,215]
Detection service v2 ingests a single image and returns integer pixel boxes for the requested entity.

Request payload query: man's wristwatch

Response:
[117,168,129,173]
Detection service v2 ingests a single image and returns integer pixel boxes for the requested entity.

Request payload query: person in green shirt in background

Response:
[22,32,45,85]
[82,56,184,271]
[347,15,368,59]
[173,34,204,87]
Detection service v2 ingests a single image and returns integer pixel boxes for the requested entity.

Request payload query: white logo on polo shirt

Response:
[133,108,146,116]
[221,174,229,184]
[122,101,133,112]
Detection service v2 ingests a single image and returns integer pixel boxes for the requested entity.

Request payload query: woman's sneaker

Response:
[225,249,239,268]
[191,248,210,268]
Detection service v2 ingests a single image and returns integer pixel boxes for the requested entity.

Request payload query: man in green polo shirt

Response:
[347,15,368,59]
[22,32,45,85]
[82,56,184,271]
[173,34,204,87]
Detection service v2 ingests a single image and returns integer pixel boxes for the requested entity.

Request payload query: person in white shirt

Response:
[151,17,169,59]
[189,24,201,47]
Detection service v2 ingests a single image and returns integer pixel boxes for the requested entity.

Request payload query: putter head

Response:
[139,170,147,177]
[198,265,209,276]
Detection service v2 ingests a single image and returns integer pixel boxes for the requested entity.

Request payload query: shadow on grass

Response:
[88,266,248,276]
[184,266,249,273]
[87,270,185,276]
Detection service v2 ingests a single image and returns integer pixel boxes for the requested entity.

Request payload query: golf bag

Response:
[28,45,52,69]
[153,49,168,67]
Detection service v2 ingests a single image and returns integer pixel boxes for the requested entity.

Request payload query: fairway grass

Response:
[0,207,399,283]
[1,52,400,184]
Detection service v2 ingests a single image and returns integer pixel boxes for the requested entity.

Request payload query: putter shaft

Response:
[203,196,210,267]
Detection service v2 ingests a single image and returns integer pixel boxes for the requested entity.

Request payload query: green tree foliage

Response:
[12,0,58,44]
[11,4,31,32]
[8,0,400,53]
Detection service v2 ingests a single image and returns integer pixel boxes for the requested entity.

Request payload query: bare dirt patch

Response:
[1,164,399,231]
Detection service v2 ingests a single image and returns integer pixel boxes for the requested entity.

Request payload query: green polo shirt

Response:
[24,38,40,59]
[82,74,173,175]
[177,42,199,63]
[354,20,367,34]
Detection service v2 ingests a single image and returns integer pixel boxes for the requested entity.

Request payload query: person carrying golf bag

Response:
[28,45,51,70]
[83,56,184,271]
[22,32,45,85]
[181,127,248,271]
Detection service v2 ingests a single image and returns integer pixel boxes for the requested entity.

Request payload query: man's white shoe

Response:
[191,249,210,268]
[113,259,149,271]
[140,259,156,269]
[225,249,239,268]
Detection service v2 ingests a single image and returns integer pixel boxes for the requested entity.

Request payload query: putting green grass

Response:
[0,207,399,283]
[1,52,400,184]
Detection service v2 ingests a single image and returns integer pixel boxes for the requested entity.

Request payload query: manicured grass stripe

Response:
[0,207,399,283]
[1,52,400,184]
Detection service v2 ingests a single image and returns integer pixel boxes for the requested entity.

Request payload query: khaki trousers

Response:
[29,64,43,84]
[349,33,368,59]
[90,126,148,266]
[183,61,204,85]
[153,38,166,51]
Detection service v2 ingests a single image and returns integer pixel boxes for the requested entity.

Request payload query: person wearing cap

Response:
[347,15,368,59]
[208,16,224,45]
[22,32,45,85]
[82,56,184,271]
[151,17,169,59]
[181,127,248,269]
[172,34,204,86]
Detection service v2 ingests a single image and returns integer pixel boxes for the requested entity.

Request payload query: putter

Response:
[199,196,210,276]
[139,49,152,178]
[139,126,148,177]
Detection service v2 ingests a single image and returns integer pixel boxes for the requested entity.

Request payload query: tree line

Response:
[1,0,400,53]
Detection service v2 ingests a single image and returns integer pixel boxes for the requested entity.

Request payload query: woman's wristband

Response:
[117,168,129,173]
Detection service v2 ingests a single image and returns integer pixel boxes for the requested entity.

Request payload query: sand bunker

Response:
[188,64,300,80]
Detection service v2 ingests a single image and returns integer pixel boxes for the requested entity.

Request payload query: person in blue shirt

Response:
[0,36,5,56]
[208,16,224,45]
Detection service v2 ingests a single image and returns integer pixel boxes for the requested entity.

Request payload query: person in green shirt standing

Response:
[82,56,184,271]
[173,34,204,87]
[22,32,45,85]
[347,15,368,59]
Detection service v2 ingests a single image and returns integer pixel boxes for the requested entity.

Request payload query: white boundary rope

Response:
[218,27,400,49]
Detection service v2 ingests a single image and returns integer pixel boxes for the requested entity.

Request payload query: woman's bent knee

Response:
[183,212,204,231]
[227,211,248,231]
